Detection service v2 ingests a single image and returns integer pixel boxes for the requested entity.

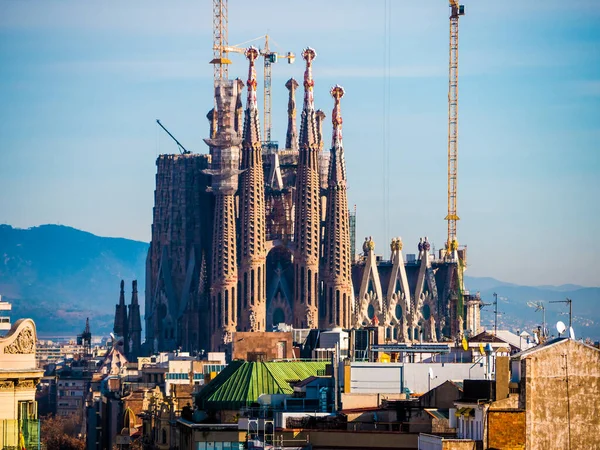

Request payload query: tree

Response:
[40,415,85,450]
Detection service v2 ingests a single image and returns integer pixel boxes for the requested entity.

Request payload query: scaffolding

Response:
[349,206,356,262]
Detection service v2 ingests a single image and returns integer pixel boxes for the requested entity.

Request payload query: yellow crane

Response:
[209,1,295,147]
[209,0,231,83]
[445,1,465,255]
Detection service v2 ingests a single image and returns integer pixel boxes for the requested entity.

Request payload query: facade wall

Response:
[348,362,486,395]
[56,377,86,416]
[521,339,600,450]
[487,410,525,449]
[231,332,293,361]
[145,153,213,353]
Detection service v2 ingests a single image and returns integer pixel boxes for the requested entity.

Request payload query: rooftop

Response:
[195,360,328,411]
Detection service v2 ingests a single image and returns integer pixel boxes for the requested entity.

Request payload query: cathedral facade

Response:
[143,47,480,354]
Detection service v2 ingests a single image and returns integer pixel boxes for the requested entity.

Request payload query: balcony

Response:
[0,419,40,450]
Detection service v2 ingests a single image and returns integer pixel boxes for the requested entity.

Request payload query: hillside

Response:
[464,276,600,341]
[0,224,148,337]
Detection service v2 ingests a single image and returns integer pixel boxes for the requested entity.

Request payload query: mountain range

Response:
[0,224,598,341]
[0,224,148,338]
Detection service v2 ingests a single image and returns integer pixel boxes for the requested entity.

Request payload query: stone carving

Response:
[222,331,233,345]
[390,237,403,252]
[362,236,375,255]
[0,381,15,390]
[306,309,316,329]
[16,380,36,390]
[4,327,35,354]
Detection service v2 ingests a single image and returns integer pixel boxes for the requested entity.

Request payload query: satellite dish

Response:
[569,327,575,340]
[110,332,116,341]
[534,333,539,344]
[556,321,566,335]
[428,367,434,380]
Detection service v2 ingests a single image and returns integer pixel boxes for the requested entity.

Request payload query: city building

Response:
[0,295,11,336]
[0,318,44,449]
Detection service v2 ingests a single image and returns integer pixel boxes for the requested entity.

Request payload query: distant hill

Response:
[0,224,597,341]
[0,225,148,337]
[464,275,600,341]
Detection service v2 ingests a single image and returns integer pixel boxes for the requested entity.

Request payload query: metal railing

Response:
[0,419,40,450]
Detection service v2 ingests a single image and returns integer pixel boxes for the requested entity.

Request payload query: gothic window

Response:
[307,269,312,305]
[225,290,229,325]
[251,269,255,305]
[335,289,341,325]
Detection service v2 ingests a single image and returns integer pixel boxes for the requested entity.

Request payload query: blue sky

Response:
[0,1,598,287]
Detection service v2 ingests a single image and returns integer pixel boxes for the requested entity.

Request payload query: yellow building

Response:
[0,318,44,449]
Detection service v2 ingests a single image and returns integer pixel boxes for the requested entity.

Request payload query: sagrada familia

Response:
[126,47,481,354]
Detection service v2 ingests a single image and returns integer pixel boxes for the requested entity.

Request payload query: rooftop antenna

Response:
[550,298,572,329]
[527,300,547,337]
[556,321,566,337]
[428,367,436,392]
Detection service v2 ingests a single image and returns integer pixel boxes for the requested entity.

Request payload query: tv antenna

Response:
[527,300,547,338]
[479,293,503,335]
[550,298,572,329]
[428,367,436,392]
[556,320,566,337]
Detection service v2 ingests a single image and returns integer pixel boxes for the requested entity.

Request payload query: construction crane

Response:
[156,120,191,155]
[214,34,295,148]
[445,1,465,255]
[210,2,295,146]
[209,0,231,84]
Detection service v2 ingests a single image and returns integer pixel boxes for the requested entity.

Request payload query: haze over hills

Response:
[0,224,598,340]
[464,276,600,341]
[0,224,148,337]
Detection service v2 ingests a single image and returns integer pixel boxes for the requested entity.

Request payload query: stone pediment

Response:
[0,319,36,355]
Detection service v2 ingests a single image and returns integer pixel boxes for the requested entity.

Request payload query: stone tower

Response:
[293,48,321,329]
[239,47,267,332]
[127,280,142,359]
[321,85,353,329]
[204,79,243,351]
[285,78,299,151]
[113,280,128,353]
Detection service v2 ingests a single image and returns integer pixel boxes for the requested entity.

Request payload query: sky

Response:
[0,1,599,287]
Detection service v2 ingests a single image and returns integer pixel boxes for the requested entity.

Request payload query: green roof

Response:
[196,361,328,410]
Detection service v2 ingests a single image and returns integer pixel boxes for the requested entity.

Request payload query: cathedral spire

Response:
[113,280,129,354]
[203,77,243,350]
[239,46,267,332]
[298,48,319,151]
[328,86,347,183]
[321,85,353,329]
[113,280,127,335]
[293,48,321,329]
[128,280,142,359]
[285,78,299,151]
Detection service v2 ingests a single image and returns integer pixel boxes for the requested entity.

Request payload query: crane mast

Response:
[263,35,273,143]
[210,0,231,84]
[445,1,464,254]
